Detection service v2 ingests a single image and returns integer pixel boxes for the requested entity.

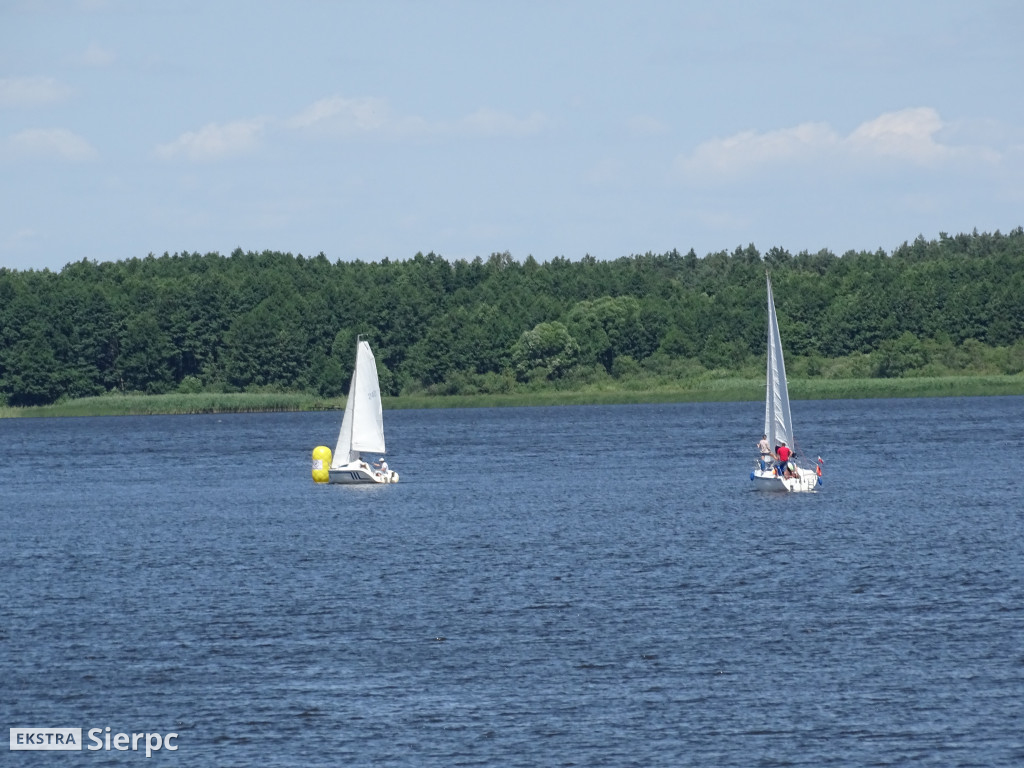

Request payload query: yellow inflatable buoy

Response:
[311,445,332,483]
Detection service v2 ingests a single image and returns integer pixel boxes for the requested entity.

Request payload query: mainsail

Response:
[332,340,386,466]
[763,276,794,452]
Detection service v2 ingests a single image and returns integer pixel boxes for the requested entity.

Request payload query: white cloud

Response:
[80,42,116,68]
[1,228,39,251]
[626,115,670,137]
[846,107,967,166]
[287,96,395,134]
[156,119,266,161]
[0,76,72,108]
[681,207,751,232]
[3,128,98,161]
[676,107,996,179]
[457,108,546,138]
[288,95,545,139]
[585,157,625,185]
[680,121,839,176]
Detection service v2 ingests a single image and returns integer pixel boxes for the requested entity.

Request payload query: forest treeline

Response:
[2,228,1023,407]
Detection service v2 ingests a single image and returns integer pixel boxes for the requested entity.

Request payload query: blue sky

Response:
[2,0,1022,272]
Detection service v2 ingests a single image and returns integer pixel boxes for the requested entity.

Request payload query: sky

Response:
[2,0,1023,272]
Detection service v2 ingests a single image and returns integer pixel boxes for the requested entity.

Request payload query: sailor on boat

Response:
[757,434,772,470]
[775,441,798,478]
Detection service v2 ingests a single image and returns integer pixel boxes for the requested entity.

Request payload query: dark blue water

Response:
[2,398,1023,766]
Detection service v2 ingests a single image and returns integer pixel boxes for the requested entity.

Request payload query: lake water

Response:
[2,397,1023,766]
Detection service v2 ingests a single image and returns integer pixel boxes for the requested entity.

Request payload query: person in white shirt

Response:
[756,434,772,470]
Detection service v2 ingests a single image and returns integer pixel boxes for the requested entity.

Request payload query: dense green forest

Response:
[2,229,1023,407]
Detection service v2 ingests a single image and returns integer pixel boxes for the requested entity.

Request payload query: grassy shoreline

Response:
[2,375,1022,418]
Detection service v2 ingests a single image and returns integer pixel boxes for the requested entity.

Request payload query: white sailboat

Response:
[314,337,398,485]
[750,275,822,492]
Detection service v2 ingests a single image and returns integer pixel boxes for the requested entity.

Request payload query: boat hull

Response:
[750,467,820,493]
[328,461,399,485]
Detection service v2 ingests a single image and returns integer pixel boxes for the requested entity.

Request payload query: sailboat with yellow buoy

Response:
[312,336,398,485]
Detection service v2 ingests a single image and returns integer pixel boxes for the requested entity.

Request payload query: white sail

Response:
[331,340,386,467]
[763,275,794,452]
[332,378,357,467]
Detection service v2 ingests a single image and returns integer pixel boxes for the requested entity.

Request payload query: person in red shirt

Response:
[775,441,793,477]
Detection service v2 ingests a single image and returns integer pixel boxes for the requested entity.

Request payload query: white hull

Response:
[328,461,399,485]
[750,466,820,493]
